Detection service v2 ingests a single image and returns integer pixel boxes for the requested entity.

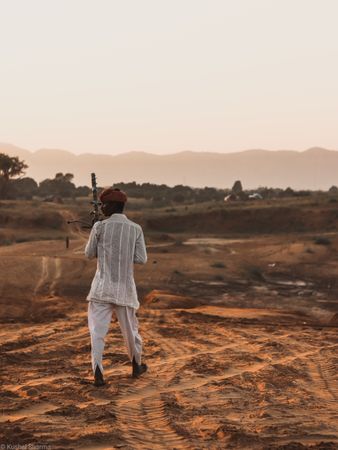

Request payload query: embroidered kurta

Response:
[85,214,147,309]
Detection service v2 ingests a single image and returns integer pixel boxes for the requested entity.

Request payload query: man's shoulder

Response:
[101,215,142,231]
[92,220,103,230]
[125,217,142,231]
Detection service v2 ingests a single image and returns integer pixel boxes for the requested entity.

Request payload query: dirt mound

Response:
[143,289,200,309]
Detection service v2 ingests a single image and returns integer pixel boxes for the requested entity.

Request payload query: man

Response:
[85,187,148,386]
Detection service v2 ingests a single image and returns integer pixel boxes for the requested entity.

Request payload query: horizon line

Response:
[1,142,337,157]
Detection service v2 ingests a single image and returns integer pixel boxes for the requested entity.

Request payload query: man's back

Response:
[85,213,147,308]
[86,188,148,386]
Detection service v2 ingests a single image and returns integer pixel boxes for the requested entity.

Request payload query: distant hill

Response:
[1,143,338,190]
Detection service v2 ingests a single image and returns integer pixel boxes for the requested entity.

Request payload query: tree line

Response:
[1,152,337,203]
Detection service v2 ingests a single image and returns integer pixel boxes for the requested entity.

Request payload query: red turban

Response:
[99,188,128,204]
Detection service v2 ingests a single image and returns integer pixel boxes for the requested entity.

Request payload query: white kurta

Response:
[85,213,147,309]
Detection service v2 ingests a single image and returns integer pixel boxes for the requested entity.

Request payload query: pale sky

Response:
[0,0,337,155]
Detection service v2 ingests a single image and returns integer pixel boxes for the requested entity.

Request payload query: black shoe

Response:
[94,365,105,387]
[132,357,148,378]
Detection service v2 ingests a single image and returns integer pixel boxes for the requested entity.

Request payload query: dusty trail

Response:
[1,302,337,448]
[33,256,50,297]
[33,256,63,299]
[1,232,338,449]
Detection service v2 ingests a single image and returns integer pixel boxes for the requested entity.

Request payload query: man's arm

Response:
[134,227,147,264]
[85,222,101,259]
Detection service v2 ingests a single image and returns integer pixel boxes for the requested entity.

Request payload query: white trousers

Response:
[87,301,143,374]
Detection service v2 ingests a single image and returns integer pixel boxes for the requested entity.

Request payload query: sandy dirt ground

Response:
[0,222,337,449]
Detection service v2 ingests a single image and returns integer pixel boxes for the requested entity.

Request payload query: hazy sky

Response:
[0,0,337,155]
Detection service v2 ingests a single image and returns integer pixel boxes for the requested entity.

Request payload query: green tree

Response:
[76,185,91,197]
[11,177,38,200]
[0,153,28,180]
[38,173,76,198]
[0,153,28,198]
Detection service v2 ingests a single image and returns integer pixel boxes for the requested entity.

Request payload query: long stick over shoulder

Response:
[67,173,101,228]
[91,173,100,225]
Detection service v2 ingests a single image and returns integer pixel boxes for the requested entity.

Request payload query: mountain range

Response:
[1,143,337,190]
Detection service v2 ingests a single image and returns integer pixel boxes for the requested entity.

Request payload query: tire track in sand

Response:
[115,310,191,449]
[115,311,337,450]
[116,386,187,449]
[50,257,62,297]
[115,308,258,449]
[33,256,62,299]
[308,349,338,403]
[117,346,337,406]
[33,256,49,297]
